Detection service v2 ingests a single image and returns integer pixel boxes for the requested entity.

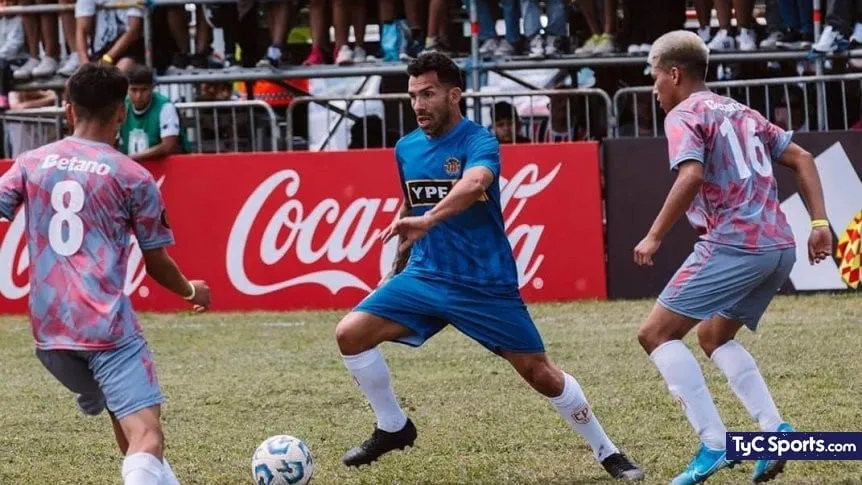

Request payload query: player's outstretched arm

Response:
[777,142,832,264]
[142,247,211,311]
[423,166,494,226]
[635,160,704,266]
[0,161,24,221]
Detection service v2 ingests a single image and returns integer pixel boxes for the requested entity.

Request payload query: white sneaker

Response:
[760,31,782,49]
[13,57,39,80]
[335,44,354,65]
[812,25,844,53]
[544,35,561,57]
[697,27,711,43]
[639,43,652,54]
[31,56,58,78]
[627,44,641,55]
[494,39,515,58]
[737,28,757,51]
[592,33,616,54]
[352,46,368,64]
[479,38,499,57]
[575,34,600,55]
[528,35,544,58]
[850,22,862,45]
[708,29,736,51]
[57,52,81,77]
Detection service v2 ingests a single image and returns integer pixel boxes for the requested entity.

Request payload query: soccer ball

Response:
[251,435,314,485]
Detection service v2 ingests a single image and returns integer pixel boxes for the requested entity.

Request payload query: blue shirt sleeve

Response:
[464,127,501,179]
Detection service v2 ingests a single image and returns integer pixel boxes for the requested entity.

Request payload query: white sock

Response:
[650,340,727,449]
[122,453,164,485]
[342,348,408,433]
[550,373,619,461]
[711,340,782,432]
[161,457,179,485]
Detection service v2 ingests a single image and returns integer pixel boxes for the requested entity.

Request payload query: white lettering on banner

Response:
[227,163,562,296]
[0,175,166,300]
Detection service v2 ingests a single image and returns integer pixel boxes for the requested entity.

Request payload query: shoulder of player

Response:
[462,120,498,147]
[394,128,425,153]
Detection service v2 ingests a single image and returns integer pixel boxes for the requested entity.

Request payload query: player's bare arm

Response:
[384,166,493,252]
[142,247,211,311]
[777,142,832,264]
[378,202,413,284]
[634,160,704,266]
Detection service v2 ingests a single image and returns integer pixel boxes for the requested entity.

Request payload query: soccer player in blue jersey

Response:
[333,52,644,481]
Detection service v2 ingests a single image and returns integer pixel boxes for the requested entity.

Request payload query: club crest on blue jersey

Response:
[443,157,461,176]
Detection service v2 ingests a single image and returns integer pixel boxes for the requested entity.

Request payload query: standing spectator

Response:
[13,0,60,79]
[333,0,369,65]
[475,0,520,58]
[695,0,757,51]
[118,65,186,161]
[523,0,568,58]
[74,0,144,74]
[811,0,862,53]
[574,0,618,55]
[0,2,27,109]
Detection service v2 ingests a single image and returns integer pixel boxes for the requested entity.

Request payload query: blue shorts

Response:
[36,337,163,420]
[355,271,545,354]
[658,241,796,330]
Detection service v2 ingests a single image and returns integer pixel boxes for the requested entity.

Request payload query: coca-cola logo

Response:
[0,176,166,300]
[226,163,562,296]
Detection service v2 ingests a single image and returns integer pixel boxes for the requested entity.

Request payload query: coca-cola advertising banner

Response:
[604,131,862,299]
[0,143,607,312]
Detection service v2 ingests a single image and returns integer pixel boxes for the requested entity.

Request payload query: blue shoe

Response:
[753,422,795,483]
[671,443,738,485]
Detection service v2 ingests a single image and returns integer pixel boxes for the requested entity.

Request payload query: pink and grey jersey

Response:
[0,136,174,351]
[664,91,796,251]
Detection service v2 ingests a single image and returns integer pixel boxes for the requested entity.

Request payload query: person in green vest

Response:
[118,65,188,161]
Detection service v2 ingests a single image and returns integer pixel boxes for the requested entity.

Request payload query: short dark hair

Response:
[493,101,517,123]
[406,52,463,89]
[127,64,155,85]
[66,63,129,122]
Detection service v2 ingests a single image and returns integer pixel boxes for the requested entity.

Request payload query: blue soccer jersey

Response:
[395,118,518,288]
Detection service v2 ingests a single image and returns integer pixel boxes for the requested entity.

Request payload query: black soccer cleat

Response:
[342,419,417,467]
[601,452,646,481]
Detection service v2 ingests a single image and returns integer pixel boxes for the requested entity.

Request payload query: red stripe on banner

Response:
[813,9,822,24]
[0,144,607,313]
[471,22,479,35]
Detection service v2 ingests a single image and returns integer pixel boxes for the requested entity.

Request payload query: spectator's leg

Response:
[474,0,497,43]
[825,0,852,35]
[574,0,602,35]
[333,0,352,63]
[714,0,732,29]
[352,0,368,50]
[546,0,568,36]
[0,59,10,109]
[500,0,521,46]
[733,0,754,29]
[603,0,618,36]
[796,0,813,38]
[404,0,424,36]
[17,0,42,80]
[167,7,191,69]
[705,0,737,50]
[303,0,328,65]
[426,0,449,48]
[695,0,714,28]
[59,0,77,58]
[193,6,213,67]
[32,0,59,77]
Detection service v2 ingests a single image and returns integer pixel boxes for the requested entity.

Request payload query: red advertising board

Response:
[0,143,606,312]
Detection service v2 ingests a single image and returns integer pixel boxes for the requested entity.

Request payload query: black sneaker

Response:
[342,419,417,467]
[601,452,645,481]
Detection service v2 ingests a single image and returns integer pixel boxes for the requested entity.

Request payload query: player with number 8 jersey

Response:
[0,63,210,485]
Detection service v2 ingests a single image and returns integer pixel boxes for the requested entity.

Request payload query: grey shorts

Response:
[36,337,163,420]
[658,241,796,330]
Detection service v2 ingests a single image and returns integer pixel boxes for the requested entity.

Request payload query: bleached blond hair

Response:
[648,30,710,81]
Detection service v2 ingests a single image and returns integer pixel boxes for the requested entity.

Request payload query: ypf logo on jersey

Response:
[406,180,456,207]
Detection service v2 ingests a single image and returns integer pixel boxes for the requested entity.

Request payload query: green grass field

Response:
[0,294,860,484]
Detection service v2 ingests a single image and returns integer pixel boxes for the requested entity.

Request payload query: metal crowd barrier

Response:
[613,73,862,137]
[0,100,279,157]
[286,88,615,151]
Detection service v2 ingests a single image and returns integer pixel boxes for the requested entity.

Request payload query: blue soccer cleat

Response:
[671,443,739,485]
[753,422,795,483]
